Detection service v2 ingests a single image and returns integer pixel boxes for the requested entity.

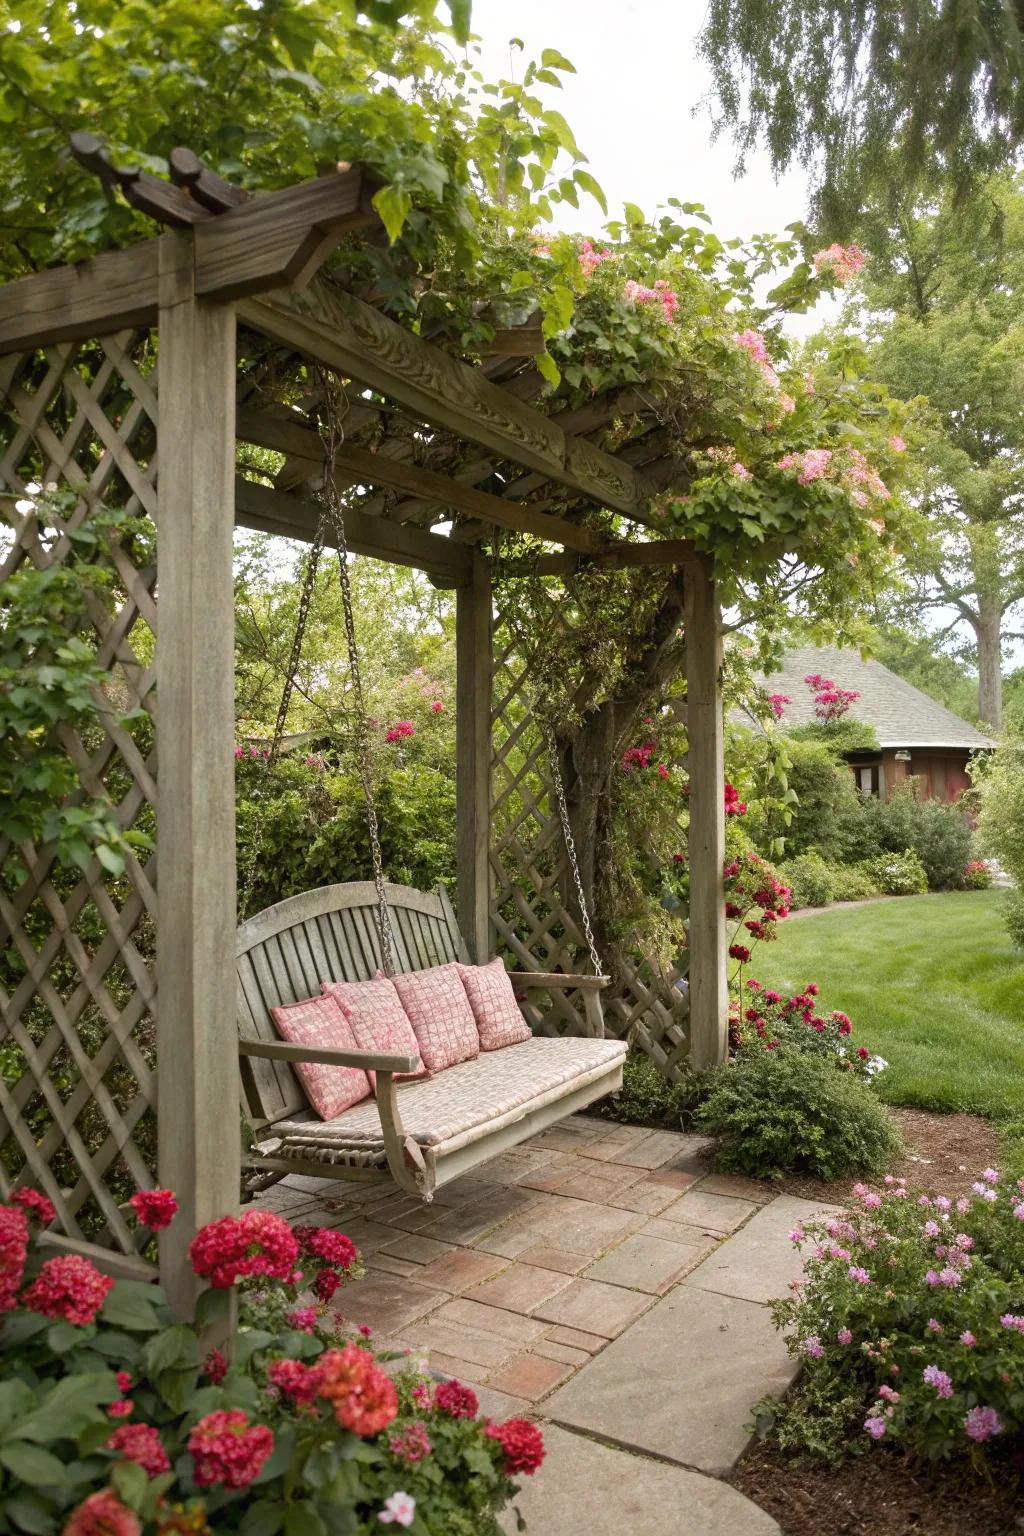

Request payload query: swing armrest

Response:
[512,972,610,991]
[239,1040,421,1074]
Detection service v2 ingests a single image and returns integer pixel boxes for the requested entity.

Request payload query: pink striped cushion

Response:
[321,977,427,1087]
[457,959,533,1051]
[270,994,371,1120]
[390,962,480,1074]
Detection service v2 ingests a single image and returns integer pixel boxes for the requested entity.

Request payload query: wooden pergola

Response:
[0,153,727,1311]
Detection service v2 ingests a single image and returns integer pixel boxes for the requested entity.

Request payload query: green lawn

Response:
[752,890,1024,1120]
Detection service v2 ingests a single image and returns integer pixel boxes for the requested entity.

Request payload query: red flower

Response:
[485,1417,545,1476]
[293,1226,358,1271]
[203,1348,228,1384]
[388,1420,432,1462]
[116,1372,132,1393]
[728,945,751,963]
[22,1255,112,1325]
[725,902,743,919]
[0,1206,29,1313]
[107,1423,171,1477]
[657,763,670,780]
[724,783,747,816]
[433,1379,479,1419]
[314,1267,342,1302]
[385,720,416,743]
[268,1357,323,1406]
[10,1188,56,1228]
[430,700,443,713]
[129,1189,178,1230]
[62,1489,141,1536]
[188,1410,274,1489]
[107,1399,133,1420]
[317,1344,398,1436]
[672,852,686,864]
[189,1210,298,1288]
[857,1047,870,1061]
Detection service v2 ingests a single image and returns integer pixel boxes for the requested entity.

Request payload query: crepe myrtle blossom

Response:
[812,243,865,284]
[964,1406,1003,1442]
[923,1365,954,1399]
[801,1335,825,1359]
[847,1266,871,1285]
[837,1327,853,1346]
[864,1415,887,1440]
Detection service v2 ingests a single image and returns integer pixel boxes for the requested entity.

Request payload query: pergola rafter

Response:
[0,149,727,1314]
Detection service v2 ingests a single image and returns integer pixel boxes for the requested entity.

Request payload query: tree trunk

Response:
[975,591,1003,731]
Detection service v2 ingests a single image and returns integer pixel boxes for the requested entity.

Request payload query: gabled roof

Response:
[753,644,995,750]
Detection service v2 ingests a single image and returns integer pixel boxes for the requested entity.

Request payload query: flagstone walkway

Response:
[259,1115,839,1535]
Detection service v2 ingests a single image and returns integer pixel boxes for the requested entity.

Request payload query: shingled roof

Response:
[755,644,995,750]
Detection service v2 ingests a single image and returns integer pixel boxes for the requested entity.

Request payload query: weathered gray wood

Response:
[157,241,240,1318]
[234,477,473,579]
[456,558,493,961]
[684,557,727,1069]
[238,280,656,518]
[239,1040,420,1072]
[0,239,184,355]
[514,972,610,990]
[514,540,698,576]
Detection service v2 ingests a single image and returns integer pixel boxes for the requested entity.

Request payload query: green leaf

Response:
[372,185,413,244]
[623,201,645,227]
[14,1373,116,1445]
[240,1500,285,1536]
[0,1443,66,1486]
[45,1321,87,1355]
[0,1379,38,1436]
[100,1281,163,1332]
[111,1457,149,1510]
[572,169,607,214]
[535,351,561,389]
[540,48,576,73]
[447,0,471,44]
[95,844,125,876]
[143,1324,199,1377]
[3,1490,55,1534]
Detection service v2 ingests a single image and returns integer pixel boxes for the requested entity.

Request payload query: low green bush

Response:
[696,1051,902,1180]
[1004,890,1024,951]
[758,1173,1024,1462]
[961,859,992,890]
[776,851,835,908]
[828,864,883,903]
[861,782,972,890]
[759,739,876,864]
[862,847,928,895]
[597,1049,703,1129]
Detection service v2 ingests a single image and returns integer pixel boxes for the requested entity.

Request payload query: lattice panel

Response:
[490,597,692,1081]
[0,334,160,1259]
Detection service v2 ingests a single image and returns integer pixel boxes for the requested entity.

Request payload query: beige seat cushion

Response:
[273,1035,627,1156]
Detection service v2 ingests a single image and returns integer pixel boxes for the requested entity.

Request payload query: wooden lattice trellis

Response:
[0,333,160,1273]
[489,598,693,1083]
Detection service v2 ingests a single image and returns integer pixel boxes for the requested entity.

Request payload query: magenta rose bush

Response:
[758,1171,1024,1463]
[0,1190,542,1534]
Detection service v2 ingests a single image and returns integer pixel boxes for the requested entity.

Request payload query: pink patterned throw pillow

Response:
[270,994,371,1120]
[457,959,532,1051]
[390,963,480,1073]
[321,977,427,1087]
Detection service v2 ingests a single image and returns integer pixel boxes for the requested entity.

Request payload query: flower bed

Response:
[758,1170,1024,1462]
[0,1190,542,1534]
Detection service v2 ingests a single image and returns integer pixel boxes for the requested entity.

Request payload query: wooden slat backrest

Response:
[236,882,469,1127]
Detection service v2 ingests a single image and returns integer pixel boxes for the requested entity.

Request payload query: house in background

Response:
[754,644,994,801]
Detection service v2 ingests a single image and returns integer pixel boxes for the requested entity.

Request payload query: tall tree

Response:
[839,179,1024,729]
[698,1,1024,231]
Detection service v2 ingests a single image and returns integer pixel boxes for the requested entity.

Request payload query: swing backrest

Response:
[236,881,470,1128]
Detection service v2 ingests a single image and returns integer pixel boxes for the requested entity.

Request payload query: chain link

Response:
[542,722,605,977]
[316,369,397,976]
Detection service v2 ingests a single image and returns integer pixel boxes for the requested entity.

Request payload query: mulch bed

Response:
[731,1105,1020,1535]
[732,1442,1024,1536]
[772,1105,1003,1205]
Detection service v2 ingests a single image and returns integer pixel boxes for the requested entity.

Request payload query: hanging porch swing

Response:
[236,378,625,1199]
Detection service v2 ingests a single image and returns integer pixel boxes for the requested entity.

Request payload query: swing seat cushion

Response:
[457,959,533,1051]
[270,995,372,1120]
[272,1035,628,1160]
[391,962,480,1074]
[321,978,427,1086]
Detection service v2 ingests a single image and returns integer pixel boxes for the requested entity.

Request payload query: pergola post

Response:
[455,555,493,961]
[156,236,240,1317]
[685,557,728,1069]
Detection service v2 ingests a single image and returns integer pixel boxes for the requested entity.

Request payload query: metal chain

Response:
[542,722,605,977]
[316,369,397,976]
[268,531,326,770]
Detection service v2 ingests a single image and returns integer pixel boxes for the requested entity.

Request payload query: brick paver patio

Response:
[259,1114,835,1534]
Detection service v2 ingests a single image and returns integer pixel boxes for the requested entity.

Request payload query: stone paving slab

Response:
[543,1284,798,1475]
[584,1232,708,1294]
[684,1193,840,1305]
[500,1425,781,1536]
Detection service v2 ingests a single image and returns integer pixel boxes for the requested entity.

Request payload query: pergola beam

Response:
[236,407,610,554]
[0,170,381,355]
[234,477,474,580]
[238,280,657,519]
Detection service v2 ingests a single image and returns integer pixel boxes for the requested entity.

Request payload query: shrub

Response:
[597,1049,703,1129]
[961,859,992,890]
[758,1173,1024,1463]
[739,980,887,1083]
[861,781,972,890]
[1004,890,1024,951]
[828,863,883,902]
[862,847,928,895]
[776,850,836,908]
[754,738,876,865]
[696,1051,902,1180]
[976,730,1024,945]
[0,1193,541,1534]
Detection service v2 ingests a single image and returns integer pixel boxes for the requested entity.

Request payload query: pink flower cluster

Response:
[107,1422,171,1477]
[128,1188,178,1230]
[485,1416,546,1476]
[188,1209,299,1288]
[623,278,678,323]
[188,1409,274,1488]
[386,720,415,743]
[0,1206,29,1313]
[724,782,747,817]
[812,243,865,284]
[317,1343,399,1435]
[10,1188,56,1228]
[733,328,781,391]
[767,692,790,721]
[63,1490,140,1536]
[778,447,832,485]
[579,238,612,276]
[22,1254,113,1326]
